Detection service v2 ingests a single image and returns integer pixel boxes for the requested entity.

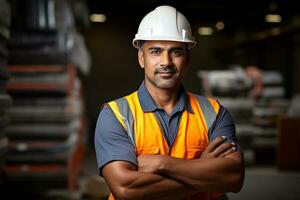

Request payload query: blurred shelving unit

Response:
[1,0,91,196]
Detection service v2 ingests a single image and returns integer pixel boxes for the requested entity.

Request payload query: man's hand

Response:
[138,154,165,174]
[200,136,236,159]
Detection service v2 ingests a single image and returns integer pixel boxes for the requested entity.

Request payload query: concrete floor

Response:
[228,167,300,200]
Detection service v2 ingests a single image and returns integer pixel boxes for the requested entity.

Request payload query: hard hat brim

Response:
[132,38,196,49]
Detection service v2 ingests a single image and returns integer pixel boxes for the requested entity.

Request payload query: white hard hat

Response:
[132,5,196,49]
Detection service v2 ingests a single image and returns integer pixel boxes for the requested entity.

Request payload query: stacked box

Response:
[3,0,90,194]
[197,67,253,97]
[5,64,85,192]
[0,0,12,182]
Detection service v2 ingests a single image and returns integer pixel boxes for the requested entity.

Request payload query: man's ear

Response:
[138,49,145,69]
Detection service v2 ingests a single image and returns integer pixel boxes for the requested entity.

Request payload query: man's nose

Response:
[160,51,172,66]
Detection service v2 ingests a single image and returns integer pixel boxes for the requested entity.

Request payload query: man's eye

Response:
[172,50,183,56]
[150,49,161,55]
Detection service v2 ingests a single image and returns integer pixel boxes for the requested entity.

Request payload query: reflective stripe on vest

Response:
[107,91,221,200]
[108,97,135,147]
[193,94,218,135]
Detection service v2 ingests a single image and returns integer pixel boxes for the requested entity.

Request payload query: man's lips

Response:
[155,66,178,74]
[156,72,176,78]
[157,71,175,74]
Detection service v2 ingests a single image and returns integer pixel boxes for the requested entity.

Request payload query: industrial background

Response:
[0,0,299,199]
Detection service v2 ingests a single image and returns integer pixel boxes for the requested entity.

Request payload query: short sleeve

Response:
[209,106,241,149]
[94,105,137,175]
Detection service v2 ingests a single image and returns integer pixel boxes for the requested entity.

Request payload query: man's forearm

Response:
[102,161,197,200]
[160,152,244,193]
[121,171,197,200]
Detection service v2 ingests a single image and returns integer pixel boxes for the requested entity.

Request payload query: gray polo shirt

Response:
[94,82,238,173]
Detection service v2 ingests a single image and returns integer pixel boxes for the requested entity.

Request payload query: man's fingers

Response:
[219,146,237,157]
[211,142,235,157]
[206,136,226,153]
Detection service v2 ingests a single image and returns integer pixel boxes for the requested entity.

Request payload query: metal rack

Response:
[1,0,90,195]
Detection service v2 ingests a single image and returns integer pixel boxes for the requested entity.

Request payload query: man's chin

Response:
[154,79,179,89]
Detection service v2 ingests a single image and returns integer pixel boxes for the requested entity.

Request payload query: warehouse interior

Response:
[0,0,300,199]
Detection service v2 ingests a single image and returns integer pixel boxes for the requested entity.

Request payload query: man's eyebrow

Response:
[169,47,184,51]
[147,46,184,51]
[148,46,163,50]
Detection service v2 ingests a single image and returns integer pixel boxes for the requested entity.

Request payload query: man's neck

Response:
[145,81,180,115]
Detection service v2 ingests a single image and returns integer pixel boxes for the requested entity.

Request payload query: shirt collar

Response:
[137,81,193,113]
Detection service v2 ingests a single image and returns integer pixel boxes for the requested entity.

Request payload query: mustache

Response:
[154,66,178,74]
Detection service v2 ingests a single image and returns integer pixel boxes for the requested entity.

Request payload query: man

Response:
[95,5,244,200]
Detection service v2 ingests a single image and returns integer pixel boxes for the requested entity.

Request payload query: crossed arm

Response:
[102,136,245,200]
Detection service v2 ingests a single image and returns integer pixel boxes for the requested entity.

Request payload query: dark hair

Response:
[137,40,146,50]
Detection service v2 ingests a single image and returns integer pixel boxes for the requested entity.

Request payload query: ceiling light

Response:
[216,21,225,30]
[198,27,213,35]
[90,14,107,23]
[265,14,282,23]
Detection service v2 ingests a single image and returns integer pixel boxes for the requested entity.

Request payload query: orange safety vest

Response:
[107,91,221,200]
